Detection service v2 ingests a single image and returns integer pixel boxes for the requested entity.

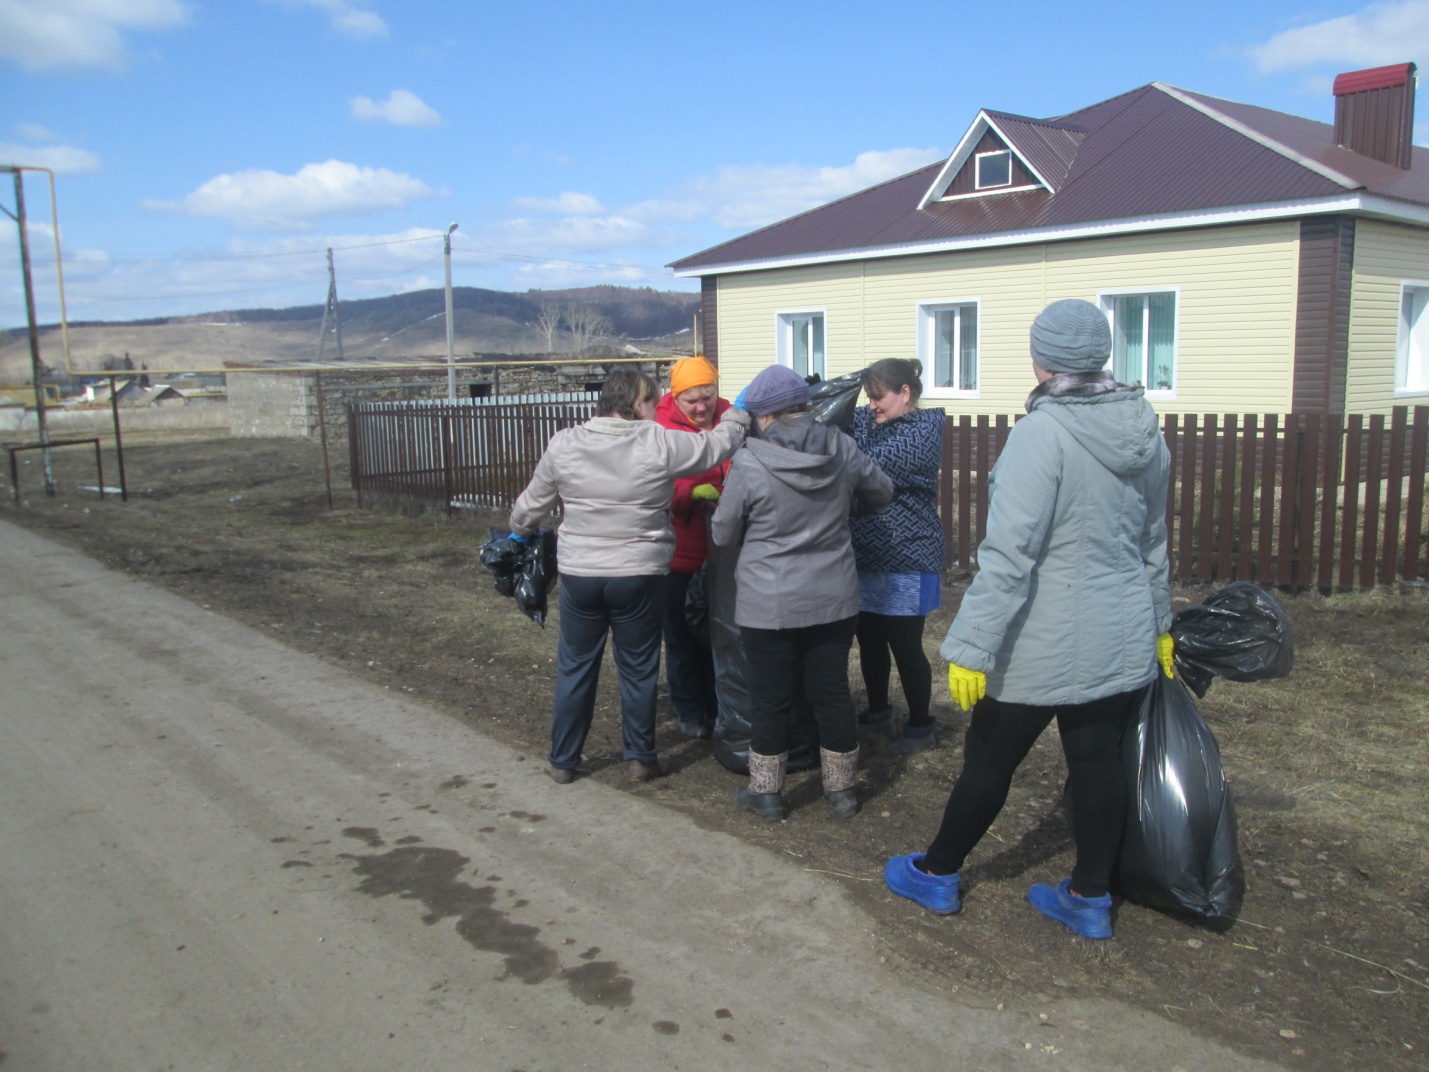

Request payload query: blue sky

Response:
[3,0,1429,327]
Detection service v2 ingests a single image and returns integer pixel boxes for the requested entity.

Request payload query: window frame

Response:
[1097,287,1180,399]
[916,299,981,399]
[1396,281,1429,396]
[974,150,1013,190]
[774,308,827,381]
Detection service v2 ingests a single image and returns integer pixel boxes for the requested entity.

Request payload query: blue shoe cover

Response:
[883,853,960,914]
[1027,878,1112,939]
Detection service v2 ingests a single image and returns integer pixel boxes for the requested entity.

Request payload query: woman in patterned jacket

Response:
[849,358,946,754]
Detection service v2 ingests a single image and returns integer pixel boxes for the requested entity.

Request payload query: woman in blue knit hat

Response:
[711,364,893,820]
[883,299,1175,940]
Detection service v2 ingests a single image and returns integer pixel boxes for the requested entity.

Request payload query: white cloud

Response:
[266,0,387,39]
[0,140,101,173]
[511,191,606,215]
[350,89,442,127]
[480,213,656,255]
[0,0,187,72]
[1248,1,1429,74]
[15,122,58,141]
[638,146,944,231]
[145,160,442,231]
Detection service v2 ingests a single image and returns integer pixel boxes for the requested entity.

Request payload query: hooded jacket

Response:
[711,415,893,630]
[510,409,748,577]
[940,380,1172,705]
[654,391,732,574]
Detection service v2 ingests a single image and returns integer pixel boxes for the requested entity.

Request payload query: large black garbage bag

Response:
[684,562,711,647]
[808,369,868,432]
[1171,581,1294,699]
[479,527,559,626]
[705,536,818,774]
[1116,675,1244,928]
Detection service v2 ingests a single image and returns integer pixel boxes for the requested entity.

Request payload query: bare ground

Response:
[3,432,1426,1071]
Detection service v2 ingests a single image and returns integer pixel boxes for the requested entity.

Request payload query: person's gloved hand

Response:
[947,662,987,712]
[1156,632,1175,679]
[690,484,720,503]
[508,532,530,547]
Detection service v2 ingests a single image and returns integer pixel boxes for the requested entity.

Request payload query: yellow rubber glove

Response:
[1156,632,1175,679]
[690,483,720,503]
[947,663,987,712]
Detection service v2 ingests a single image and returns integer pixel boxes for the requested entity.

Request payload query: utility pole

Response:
[444,223,458,399]
[1,166,55,496]
[316,247,344,361]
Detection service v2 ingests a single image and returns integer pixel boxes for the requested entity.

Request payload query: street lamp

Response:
[444,222,458,399]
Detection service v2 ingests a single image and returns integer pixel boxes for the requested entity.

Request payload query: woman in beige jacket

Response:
[510,368,749,783]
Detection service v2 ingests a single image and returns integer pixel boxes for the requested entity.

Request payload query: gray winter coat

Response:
[711,415,894,630]
[940,380,1172,705]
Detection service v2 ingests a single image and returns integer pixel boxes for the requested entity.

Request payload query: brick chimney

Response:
[1333,62,1417,169]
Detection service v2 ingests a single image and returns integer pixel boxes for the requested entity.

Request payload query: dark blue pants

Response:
[550,573,664,771]
[663,571,717,730]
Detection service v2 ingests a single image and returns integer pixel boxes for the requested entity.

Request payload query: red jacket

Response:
[655,391,732,574]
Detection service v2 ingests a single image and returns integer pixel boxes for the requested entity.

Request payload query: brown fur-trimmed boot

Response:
[734,750,788,821]
[821,746,860,819]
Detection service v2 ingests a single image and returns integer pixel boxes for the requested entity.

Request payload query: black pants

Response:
[550,574,664,770]
[663,571,717,729]
[856,612,931,729]
[921,687,1144,898]
[743,616,859,757]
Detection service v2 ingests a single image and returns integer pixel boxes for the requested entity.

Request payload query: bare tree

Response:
[534,304,563,354]
[564,305,613,356]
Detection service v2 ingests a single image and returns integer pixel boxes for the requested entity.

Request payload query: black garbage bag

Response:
[808,368,868,432]
[514,529,558,627]
[479,527,559,626]
[1116,674,1244,928]
[684,562,711,648]
[705,535,819,775]
[1171,581,1294,699]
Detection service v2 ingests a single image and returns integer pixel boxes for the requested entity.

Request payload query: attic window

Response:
[975,150,1012,189]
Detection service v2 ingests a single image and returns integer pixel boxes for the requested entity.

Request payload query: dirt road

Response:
[0,519,1285,1071]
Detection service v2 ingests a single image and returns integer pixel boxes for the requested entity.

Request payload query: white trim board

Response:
[673,194,1429,278]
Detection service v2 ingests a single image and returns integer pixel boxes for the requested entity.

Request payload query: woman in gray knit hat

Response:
[711,364,893,820]
[883,298,1175,940]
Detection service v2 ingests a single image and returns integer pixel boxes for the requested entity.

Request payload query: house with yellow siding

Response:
[671,65,1429,417]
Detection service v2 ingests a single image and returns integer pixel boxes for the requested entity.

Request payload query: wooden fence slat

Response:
[975,416,991,551]
[957,417,972,571]
[940,419,955,573]
[1360,415,1385,590]
[1339,414,1363,590]
[1405,406,1428,581]
[1177,415,1198,585]
[1198,414,1218,581]
[1381,406,1407,584]
[1163,414,1179,575]
[1296,413,1320,588]
[1236,414,1257,581]
[1216,414,1238,581]
[1257,414,1279,585]
[1275,416,1299,588]
[1317,413,1343,591]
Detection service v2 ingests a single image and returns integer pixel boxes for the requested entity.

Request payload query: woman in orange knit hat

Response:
[655,355,730,738]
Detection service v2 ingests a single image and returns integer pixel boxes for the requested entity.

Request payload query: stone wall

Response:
[227,372,319,438]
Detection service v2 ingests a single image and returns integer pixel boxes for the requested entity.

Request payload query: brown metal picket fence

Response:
[348,398,1429,591]
[938,405,1429,591]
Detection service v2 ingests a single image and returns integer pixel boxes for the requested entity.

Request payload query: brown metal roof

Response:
[671,81,1425,273]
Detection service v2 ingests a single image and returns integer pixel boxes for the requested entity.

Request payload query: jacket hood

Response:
[655,391,730,431]
[743,415,844,492]
[1030,382,1161,477]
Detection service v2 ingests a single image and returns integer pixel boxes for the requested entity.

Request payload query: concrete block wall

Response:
[227,372,319,438]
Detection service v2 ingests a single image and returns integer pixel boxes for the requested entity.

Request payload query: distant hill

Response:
[1,284,701,381]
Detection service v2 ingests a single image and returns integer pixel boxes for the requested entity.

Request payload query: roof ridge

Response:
[982,109,1086,133]
[1153,82,1361,191]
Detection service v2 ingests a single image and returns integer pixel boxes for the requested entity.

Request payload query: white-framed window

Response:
[917,301,979,395]
[975,150,1012,189]
[1099,290,1178,394]
[775,310,825,380]
[1397,283,1429,394]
